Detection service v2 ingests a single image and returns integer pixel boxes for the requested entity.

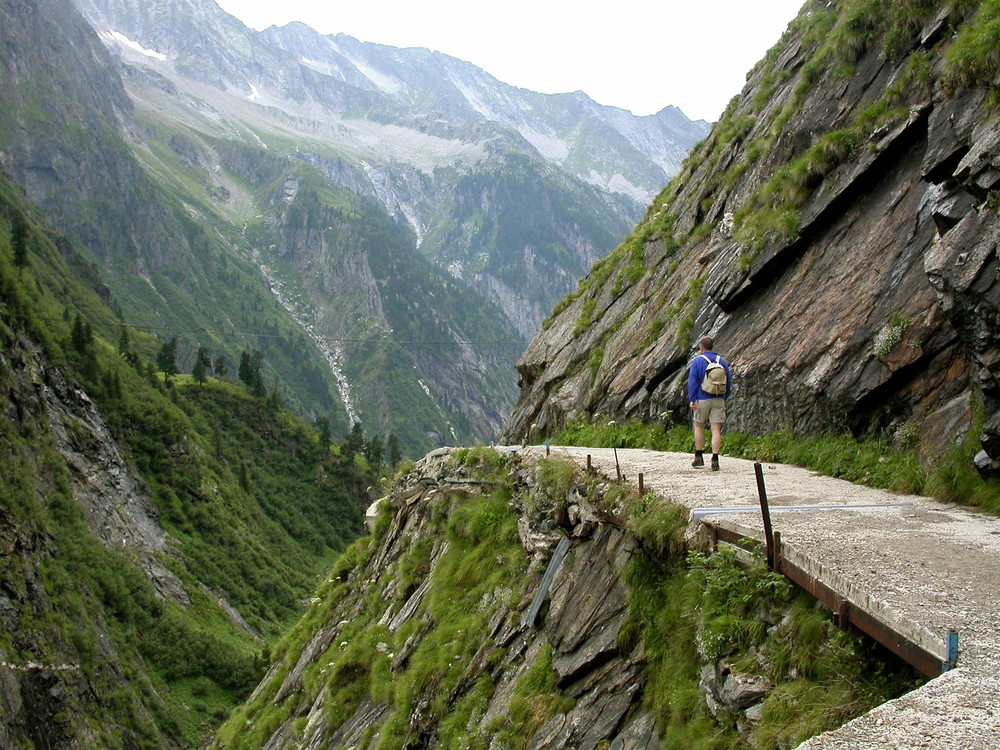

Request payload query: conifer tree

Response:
[316,416,331,455]
[387,433,403,468]
[267,377,283,410]
[238,349,266,397]
[343,421,365,459]
[156,337,178,384]
[214,355,228,379]
[366,435,384,470]
[71,313,92,354]
[11,214,28,273]
[192,346,212,383]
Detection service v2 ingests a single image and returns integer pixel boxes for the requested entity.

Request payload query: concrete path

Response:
[525,446,1000,750]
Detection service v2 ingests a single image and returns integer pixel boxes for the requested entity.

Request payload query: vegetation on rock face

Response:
[624,544,920,750]
[216,449,532,749]
[0,174,370,747]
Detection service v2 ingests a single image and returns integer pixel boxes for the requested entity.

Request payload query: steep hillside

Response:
[0,0,361,435]
[214,448,917,749]
[504,0,1000,472]
[0,173,368,747]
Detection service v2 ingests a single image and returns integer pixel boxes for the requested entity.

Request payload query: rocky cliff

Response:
[215,447,916,749]
[215,448,658,749]
[502,0,1000,469]
[0,325,177,749]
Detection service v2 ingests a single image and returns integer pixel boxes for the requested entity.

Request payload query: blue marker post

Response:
[943,630,960,672]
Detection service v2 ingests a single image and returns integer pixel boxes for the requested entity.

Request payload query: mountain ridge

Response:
[4,0,707,454]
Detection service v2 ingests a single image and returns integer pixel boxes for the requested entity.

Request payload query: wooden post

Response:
[586,454,592,472]
[614,447,622,482]
[638,472,644,495]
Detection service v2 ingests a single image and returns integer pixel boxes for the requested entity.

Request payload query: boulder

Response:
[720,671,773,712]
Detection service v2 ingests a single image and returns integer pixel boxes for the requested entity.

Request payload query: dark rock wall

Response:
[502,3,1000,463]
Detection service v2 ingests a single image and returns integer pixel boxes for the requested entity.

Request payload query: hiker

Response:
[688,336,731,471]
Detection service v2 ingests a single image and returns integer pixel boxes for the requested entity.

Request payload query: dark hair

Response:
[700,336,714,350]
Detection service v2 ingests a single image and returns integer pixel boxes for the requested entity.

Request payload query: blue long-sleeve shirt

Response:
[688,351,731,401]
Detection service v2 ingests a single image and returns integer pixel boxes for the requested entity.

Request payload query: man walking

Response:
[688,336,731,471]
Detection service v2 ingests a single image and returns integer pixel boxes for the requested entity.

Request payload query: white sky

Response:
[213,0,806,123]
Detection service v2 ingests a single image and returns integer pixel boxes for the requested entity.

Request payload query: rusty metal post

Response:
[638,472,644,495]
[754,462,775,571]
[772,530,782,574]
[586,454,592,472]
[835,597,851,630]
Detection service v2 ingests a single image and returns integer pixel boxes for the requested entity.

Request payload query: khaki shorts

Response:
[693,398,727,425]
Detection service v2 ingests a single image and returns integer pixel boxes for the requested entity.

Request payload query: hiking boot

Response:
[691,453,704,468]
[711,455,720,472]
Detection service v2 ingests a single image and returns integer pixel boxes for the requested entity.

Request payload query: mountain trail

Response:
[522,446,1000,750]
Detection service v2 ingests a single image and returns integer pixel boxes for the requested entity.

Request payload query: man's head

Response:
[699,336,714,352]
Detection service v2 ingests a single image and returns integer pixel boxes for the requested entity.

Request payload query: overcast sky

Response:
[213,0,805,123]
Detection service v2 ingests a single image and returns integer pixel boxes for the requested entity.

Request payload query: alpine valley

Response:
[2,0,708,458]
[10,0,1000,748]
[0,0,707,745]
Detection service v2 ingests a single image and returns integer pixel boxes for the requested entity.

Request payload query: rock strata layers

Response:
[502,2,1000,466]
[229,449,661,749]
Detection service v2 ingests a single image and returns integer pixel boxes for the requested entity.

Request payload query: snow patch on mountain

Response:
[607,173,650,203]
[450,78,494,119]
[345,56,402,95]
[341,120,487,175]
[104,30,167,61]
[518,126,570,162]
[300,58,333,76]
[581,169,651,204]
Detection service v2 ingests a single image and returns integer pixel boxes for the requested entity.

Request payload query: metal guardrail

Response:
[697,462,956,678]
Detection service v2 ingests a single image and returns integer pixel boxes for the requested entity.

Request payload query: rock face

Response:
[221,449,661,749]
[502,1,1000,464]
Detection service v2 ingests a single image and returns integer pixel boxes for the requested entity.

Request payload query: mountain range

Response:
[0,0,708,456]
